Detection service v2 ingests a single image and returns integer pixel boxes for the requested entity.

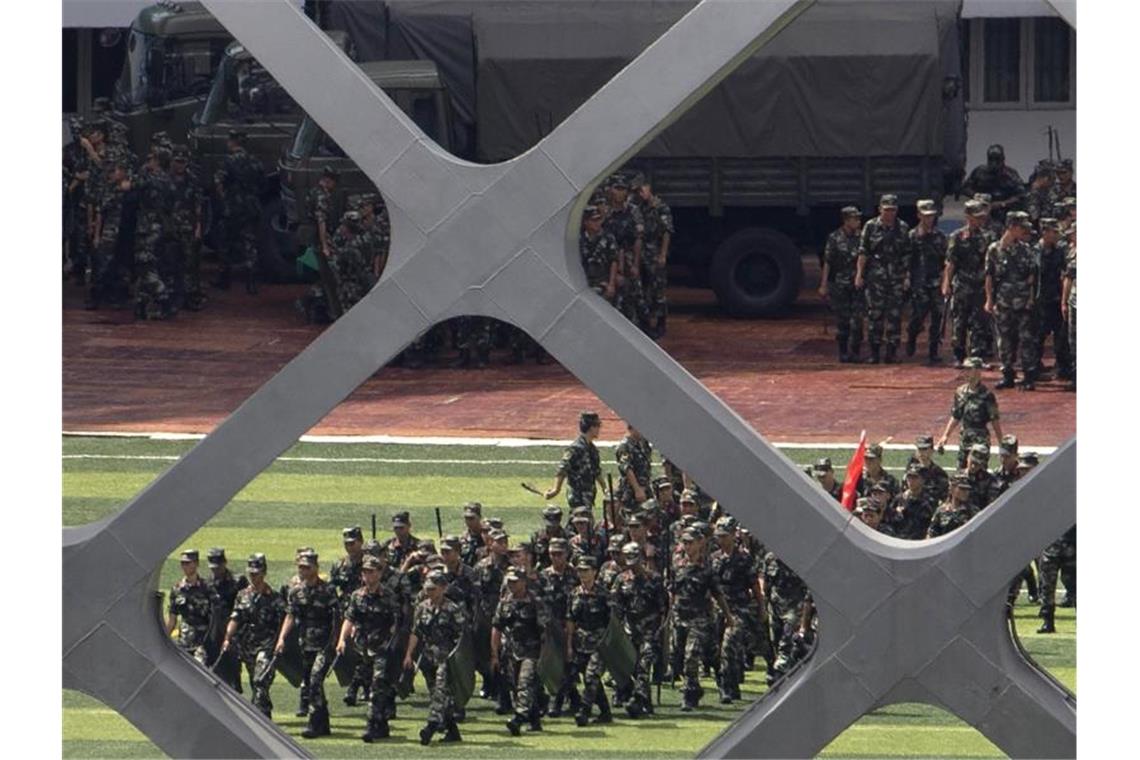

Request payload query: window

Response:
[965,17,1075,109]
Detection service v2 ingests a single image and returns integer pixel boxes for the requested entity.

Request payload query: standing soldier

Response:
[221,553,285,718]
[131,148,176,320]
[330,526,368,706]
[384,511,421,568]
[1025,161,1055,226]
[615,423,653,519]
[926,475,975,538]
[907,435,950,506]
[566,556,614,726]
[166,549,220,665]
[405,571,466,744]
[887,466,936,541]
[854,194,911,364]
[213,130,263,294]
[205,547,249,691]
[610,542,668,717]
[942,200,991,364]
[1035,219,1072,379]
[1061,230,1077,391]
[819,206,865,362]
[961,144,1026,223]
[985,210,1039,389]
[275,550,338,739]
[710,524,760,703]
[85,159,130,310]
[494,568,551,735]
[1048,159,1076,218]
[604,174,647,328]
[634,174,674,338]
[459,502,485,567]
[545,411,606,510]
[168,145,205,311]
[1036,443,1076,639]
[581,204,621,304]
[856,445,899,499]
[936,357,1004,469]
[907,200,949,362]
[336,554,400,743]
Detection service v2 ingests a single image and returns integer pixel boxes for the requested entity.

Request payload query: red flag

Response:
[841,431,867,511]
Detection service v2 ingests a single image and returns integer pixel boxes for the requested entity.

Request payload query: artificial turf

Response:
[61,435,1074,758]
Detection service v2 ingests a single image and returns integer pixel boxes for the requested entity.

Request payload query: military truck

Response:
[111,1,231,155]
[274,60,453,258]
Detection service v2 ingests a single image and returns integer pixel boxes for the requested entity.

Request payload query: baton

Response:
[435,507,444,539]
[520,482,544,497]
[371,513,376,541]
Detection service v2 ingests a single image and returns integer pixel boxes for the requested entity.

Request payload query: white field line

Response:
[62,430,1059,454]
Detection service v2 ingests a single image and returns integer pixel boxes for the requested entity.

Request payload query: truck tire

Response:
[709,227,802,317]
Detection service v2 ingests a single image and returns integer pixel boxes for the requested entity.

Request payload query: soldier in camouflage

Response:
[204,547,249,691]
[213,130,263,294]
[763,550,809,685]
[965,444,998,513]
[604,174,647,327]
[887,466,936,540]
[615,423,653,518]
[545,412,605,509]
[532,506,569,571]
[1025,161,1055,225]
[581,204,620,302]
[384,511,421,568]
[329,526,367,706]
[926,475,975,538]
[130,147,176,320]
[275,550,338,739]
[610,541,668,717]
[710,523,760,702]
[1034,218,1072,380]
[943,200,992,364]
[985,211,1039,389]
[166,549,220,665]
[1062,232,1076,391]
[634,174,674,338]
[907,200,948,362]
[962,145,1026,224]
[566,556,615,726]
[494,567,551,735]
[906,435,950,506]
[1035,459,1076,634]
[168,145,206,311]
[540,538,581,716]
[406,570,466,744]
[568,507,607,567]
[937,357,1004,469]
[1047,159,1076,219]
[599,537,627,591]
[856,445,899,500]
[221,553,285,718]
[475,528,512,709]
[337,555,400,742]
[459,502,485,567]
[85,158,131,310]
[855,194,911,363]
[819,206,866,362]
[809,458,843,501]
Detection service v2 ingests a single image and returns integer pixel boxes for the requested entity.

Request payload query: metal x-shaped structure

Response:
[62,1,1076,757]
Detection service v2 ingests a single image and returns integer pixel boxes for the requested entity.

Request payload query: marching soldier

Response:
[221,554,285,718]
[275,550,337,739]
[494,568,551,735]
[615,423,653,519]
[763,550,809,685]
[540,538,581,717]
[926,474,975,538]
[476,528,512,708]
[819,206,865,362]
[336,555,400,742]
[545,411,606,509]
[384,511,421,568]
[329,526,367,706]
[566,556,615,726]
[887,466,936,541]
[1034,219,1072,379]
[810,458,843,501]
[942,200,991,364]
[405,570,466,744]
[1025,161,1055,225]
[532,506,568,571]
[459,502,485,566]
[205,547,249,691]
[1047,159,1076,218]
[984,211,1039,389]
[166,549,220,665]
[856,445,899,499]
[854,194,911,364]
[936,357,1004,470]
[907,435,950,506]
[610,542,668,717]
[568,506,607,567]
[710,523,761,702]
[907,200,948,363]
[965,444,998,512]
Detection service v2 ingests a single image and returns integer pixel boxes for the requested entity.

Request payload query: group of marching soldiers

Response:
[63,108,267,318]
[820,145,1076,392]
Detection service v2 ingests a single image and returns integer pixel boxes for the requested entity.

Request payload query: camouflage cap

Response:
[542,505,563,522]
[713,523,733,537]
[92,96,113,112]
[879,193,899,208]
[905,464,925,478]
[690,521,710,537]
[489,528,508,542]
[172,144,191,160]
[418,539,437,553]
[639,498,659,514]
[440,535,462,551]
[321,166,339,179]
[625,514,644,527]
[342,525,363,542]
[363,539,383,557]
[570,506,592,523]
[630,172,647,188]
[951,473,973,490]
[1006,211,1032,229]
[295,546,315,557]
[179,549,199,563]
[1061,196,1076,208]
[999,434,1019,455]
[206,547,226,567]
[870,481,890,493]
[1018,452,1040,468]
[425,554,446,569]
[679,489,698,504]
[246,553,267,573]
[392,511,410,527]
[964,200,987,217]
[621,541,642,556]
[1058,158,1073,171]
[969,443,991,459]
[680,513,698,526]
[841,205,862,219]
[584,204,604,220]
[463,501,483,517]
[962,356,984,369]
[504,568,525,583]
[865,444,883,460]
[609,173,630,189]
[576,555,598,570]
[812,457,833,473]
[916,199,938,216]
[680,529,698,542]
[343,210,362,224]
[1040,218,1061,232]
[717,515,739,532]
[548,537,569,553]
[362,555,382,571]
[1034,160,1055,175]
[986,144,1005,159]
[652,476,674,490]
[607,536,625,552]
[486,517,505,530]
[297,550,318,566]
[424,570,448,589]
[915,435,934,449]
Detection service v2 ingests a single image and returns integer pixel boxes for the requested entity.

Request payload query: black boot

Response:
[528,715,544,732]
[953,348,966,366]
[441,719,462,743]
[419,721,438,745]
[995,368,1016,389]
[575,710,590,727]
[1020,368,1036,391]
[295,692,309,718]
[905,333,917,357]
[362,718,390,743]
[928,342,942,364]
[506,716,524,736]
[301,707,330,739]
[849,338,862,363]
[837,336,850,363]
[884,344,899,364]
[866,344,881,364]
[549,694,564,718]
[1037,608,1056,634]
[594,690,613,724]
[344,685,359,707]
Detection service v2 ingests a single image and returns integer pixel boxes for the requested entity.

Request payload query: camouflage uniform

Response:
[615,434,653,517]
[763,552,808,679]
[1038,527,1076,620]
[858,214,911,358]
[610,566,668,711]
[638,193,674,335]
[962,161,1026,224]
[330,215,374,312]
[822,225,865,358]
[907,224,948,358]
[950,382,1000,469]
[330,551,368,698]
[967,463,998,512]
[568,579,612,720]
[925,499,973,538]
[906,458,950,506]
[887,489,936,541]
[856,467,899,500]
[1064,247,1076,379]
[581,226,620,299]
[710,544,757,696]
[89,173,129,307]
[133,164,176,318]
[287,578,338,715]
[539,561,580,711]
[168,157,204,309]
[413,596,467,726]
[946,223,991,362]
[1034,237,1072,375]
[557,434,602,509]
[207,564,249,690]
[344,583,401,729]
[168,576,220,664]
[215,145,263,286]
[493,590,550,722]
[229,584,286,716]
[606,198,646,326]
[985,236,1039,382]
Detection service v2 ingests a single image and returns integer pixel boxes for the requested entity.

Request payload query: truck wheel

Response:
[709,227,802,317]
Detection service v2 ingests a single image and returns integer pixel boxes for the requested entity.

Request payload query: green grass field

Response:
[62,435,1075,758]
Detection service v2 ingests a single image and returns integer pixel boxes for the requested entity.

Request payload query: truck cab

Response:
[276,60,453,254]
[111,1,231,155]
